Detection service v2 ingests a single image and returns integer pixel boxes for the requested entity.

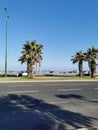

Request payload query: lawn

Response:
[0,76,98,81]
[34,76,98,80]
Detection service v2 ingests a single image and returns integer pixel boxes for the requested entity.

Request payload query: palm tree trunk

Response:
[91,60,96,78]
[30,60,35,78]
[31,64,34,78]
[78,61,83,77]
[27,61,31,78]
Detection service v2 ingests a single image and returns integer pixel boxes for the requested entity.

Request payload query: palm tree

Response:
[85,46,98,78]
[18,40,43,78]
[18,41,31,77]
[71,51,85,76]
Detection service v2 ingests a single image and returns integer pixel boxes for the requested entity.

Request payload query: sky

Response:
[0,0,98,72]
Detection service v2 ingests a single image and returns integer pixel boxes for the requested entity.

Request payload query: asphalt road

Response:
[0,81,98,130]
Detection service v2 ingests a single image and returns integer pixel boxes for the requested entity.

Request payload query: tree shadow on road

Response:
[0,94,97,130]
[56,94,85,100]
[56,94,98,104]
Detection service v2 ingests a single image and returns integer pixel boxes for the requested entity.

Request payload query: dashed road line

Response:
[49,101,69,104]
[94,88,98,90]
[72,83,90,86]
[6,90,39,94]
[57,88,82,92]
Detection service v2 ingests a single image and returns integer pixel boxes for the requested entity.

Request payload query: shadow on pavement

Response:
[0,94,97,130]
[56,94,98,104]
[56,94,85,100]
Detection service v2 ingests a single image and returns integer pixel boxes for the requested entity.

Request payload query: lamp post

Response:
[4,6,9,77]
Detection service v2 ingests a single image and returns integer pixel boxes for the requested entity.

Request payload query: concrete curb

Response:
[0,79,98,83]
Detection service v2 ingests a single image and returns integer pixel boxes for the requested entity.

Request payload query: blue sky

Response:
[0,0,98,72]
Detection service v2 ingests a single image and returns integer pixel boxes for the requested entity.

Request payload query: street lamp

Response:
[3,6,9,77]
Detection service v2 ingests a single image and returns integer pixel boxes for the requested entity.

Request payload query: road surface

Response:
[0,81,98,130]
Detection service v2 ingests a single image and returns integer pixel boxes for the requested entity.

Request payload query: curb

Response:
[0,79,98,83]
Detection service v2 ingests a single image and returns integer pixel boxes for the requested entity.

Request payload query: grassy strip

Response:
[34,76,98,80]
[0,77,29,81]
[0,76,98,81]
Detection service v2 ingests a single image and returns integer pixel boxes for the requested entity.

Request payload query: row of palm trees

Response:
[18,40,43,78]
[71,46,98,78]
[19,41,98,79]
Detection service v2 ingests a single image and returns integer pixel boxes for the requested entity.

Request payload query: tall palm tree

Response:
[85,46,98,78]
[18,41,31,77]
[71,51,85,77]
[18,40,43,78]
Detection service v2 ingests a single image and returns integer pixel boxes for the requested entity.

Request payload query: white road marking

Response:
[57,88,82,92]
[49,101,69,104]
[94,88,98,90]
[72,83,90,86]
[6,90,39,94]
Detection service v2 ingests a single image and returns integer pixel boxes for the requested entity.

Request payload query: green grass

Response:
[0,76,98,81]
[0,77,29,81]
[34,76,98,80]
